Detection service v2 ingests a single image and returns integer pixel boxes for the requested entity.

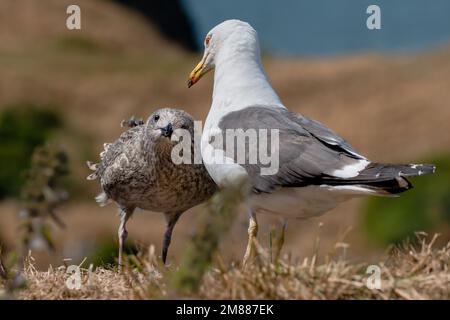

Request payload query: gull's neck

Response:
[211,45,284,117]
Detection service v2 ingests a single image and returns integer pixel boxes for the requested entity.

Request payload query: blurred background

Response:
[0,0,449,269]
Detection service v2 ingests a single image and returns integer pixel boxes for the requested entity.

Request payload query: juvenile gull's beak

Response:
[160,123,173,138]
[188,54,210,88]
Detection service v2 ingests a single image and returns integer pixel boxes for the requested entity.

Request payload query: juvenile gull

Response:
[87,108,217,266]
[188,20,436,264]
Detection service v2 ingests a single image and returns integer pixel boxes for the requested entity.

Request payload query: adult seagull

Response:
[188,19,435,264]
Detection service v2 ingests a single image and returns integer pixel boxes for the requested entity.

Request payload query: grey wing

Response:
[286,111,365,159]
[217,106,368,193]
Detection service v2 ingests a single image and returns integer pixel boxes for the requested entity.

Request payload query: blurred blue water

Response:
[181,0,450,57]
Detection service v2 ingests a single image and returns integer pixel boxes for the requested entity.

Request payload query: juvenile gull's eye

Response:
[153,114,160,121]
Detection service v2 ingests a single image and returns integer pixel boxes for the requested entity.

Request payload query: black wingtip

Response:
[410,163,436,176]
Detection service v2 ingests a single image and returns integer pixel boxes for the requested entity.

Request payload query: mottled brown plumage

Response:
[87,108,217,266]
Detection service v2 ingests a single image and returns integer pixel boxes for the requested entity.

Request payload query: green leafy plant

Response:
[19,143,69,256]
[0,102,62,198]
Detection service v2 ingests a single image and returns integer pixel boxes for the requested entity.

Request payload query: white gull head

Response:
[188,19,284,115]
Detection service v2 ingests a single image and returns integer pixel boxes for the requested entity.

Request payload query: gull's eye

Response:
[204,35,212,47]
[153,114,160,122]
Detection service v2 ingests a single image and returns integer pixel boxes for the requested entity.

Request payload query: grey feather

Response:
[218,106,435,194]
[218,106,362,192]
[286,111,364,159]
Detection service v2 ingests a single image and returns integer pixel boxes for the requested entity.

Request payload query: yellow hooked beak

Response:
[188,55,210,88]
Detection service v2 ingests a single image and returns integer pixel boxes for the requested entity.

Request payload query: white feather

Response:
[330,159,369,178]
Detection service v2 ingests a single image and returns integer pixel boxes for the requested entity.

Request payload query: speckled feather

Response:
[88,108,217,214]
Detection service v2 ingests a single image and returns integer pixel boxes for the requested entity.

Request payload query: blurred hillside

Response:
[0,0,449,268]
[113,0,198,51]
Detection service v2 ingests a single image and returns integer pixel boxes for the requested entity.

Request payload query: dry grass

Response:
[2,234,447,300]
[198,234,450,300]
